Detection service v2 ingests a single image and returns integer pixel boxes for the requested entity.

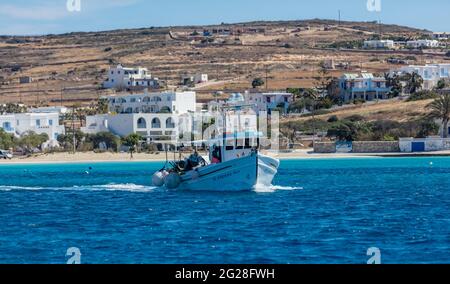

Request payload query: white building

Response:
[399,137,450,152]
[103,64,159,90]
[0,112,64,142]
[244,92,294,114]
[207,92,294,114]
[28,106,68,114]
[181,74,208,85]
[82,113,191,142]
[363,40,395,49]
[395,64,450,90]
[82,91,197,141]
[433,32,450,40]
[106,91,196,115]
[406,40,439,49]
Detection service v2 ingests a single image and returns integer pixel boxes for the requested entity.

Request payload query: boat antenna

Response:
[160,143,169,171]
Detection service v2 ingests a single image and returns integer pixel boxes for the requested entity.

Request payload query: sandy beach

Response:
[2,149,450,165]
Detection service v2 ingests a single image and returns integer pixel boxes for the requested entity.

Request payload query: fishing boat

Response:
[152,134,279,191]
[151,106,279,191]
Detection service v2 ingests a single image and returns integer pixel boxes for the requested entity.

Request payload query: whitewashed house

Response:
[363,40,395,49]
[103,64,159,90]
[244,92,294,114]
[28,106,68,114]
[207,92,294,114]
[82,91,197,141]
[395,64,450,90]
[433,32,450,40]
[0,112,65,142]
[339,73,391,102]
[106,91,196,114]
[406,40,439,49]
[181,74,208,85]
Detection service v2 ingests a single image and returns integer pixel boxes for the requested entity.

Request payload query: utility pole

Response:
[60,86,63,107]
[72,105,76,154]
[36,80,39,106]
[338,10,341,26]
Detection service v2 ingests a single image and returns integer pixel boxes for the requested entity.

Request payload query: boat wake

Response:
[0,183,156,193]
[253,184,303,193]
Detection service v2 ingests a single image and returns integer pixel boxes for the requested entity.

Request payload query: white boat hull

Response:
[257,153,280,186]
[178,153,259,191]
[169,153,280,191]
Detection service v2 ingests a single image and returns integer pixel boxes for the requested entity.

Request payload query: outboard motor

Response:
[164,172,181,189]
[152,170,168,187]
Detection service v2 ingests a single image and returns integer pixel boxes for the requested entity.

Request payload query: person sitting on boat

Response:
[185,151,205,171]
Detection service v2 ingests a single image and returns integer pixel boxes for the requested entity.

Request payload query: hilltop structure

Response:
[103,64,160,90]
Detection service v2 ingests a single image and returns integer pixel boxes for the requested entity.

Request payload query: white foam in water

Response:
[89,183,156,193]
[0,185,45,192]
[0,184,155,193]
[253,184,303,193]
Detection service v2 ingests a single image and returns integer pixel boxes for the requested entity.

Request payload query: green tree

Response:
[427,93,450,138]
[251,78,265,89]
[436,79,447,90]
[0,103,27,115]
[403,72,424,94]
[123,133,142,158]
[86,132,120,151]
[96,98,109,114]
[0,128,16,150]
[57,130,85,151]
[314,62,333,98]
[18,131,49,153]
[385,73,403,97]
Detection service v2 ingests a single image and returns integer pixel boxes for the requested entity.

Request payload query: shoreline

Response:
[1,150,450,165]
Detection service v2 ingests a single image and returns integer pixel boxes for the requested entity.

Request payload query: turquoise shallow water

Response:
[0,157,450,264]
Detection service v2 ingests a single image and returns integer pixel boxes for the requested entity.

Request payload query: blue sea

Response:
[0,157,450,264]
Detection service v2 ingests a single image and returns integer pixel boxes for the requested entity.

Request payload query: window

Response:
[244,118,250,128]
[151,118,161,128]
[137,118,147,129]
[36,120,40,127]
[49,120,53,126]
[236,139,244,150]
[244,138,252,149]
[16,120,19,126]
[166,118,175,129]
[226,138,234,151]
[2,122,11,130]
[130,98,136,103]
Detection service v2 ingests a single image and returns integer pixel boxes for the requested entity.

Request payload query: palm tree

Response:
[427,93,450,138]
[123,133,142,159]
[404,72,424,94]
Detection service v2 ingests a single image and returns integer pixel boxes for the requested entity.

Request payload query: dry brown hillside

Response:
[0,19,446,112]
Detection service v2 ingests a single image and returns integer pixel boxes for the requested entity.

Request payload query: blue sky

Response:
[0,0,449,36]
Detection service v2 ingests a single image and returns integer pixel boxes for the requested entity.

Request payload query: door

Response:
[412,142,425,152]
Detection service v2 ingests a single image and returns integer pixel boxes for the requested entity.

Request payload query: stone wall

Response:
[314,142,336,153]
[352,141,399,153]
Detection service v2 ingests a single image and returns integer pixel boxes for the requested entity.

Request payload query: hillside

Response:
[0,18,445,120]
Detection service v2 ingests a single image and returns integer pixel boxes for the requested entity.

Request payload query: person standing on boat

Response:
[211,145,221,164]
